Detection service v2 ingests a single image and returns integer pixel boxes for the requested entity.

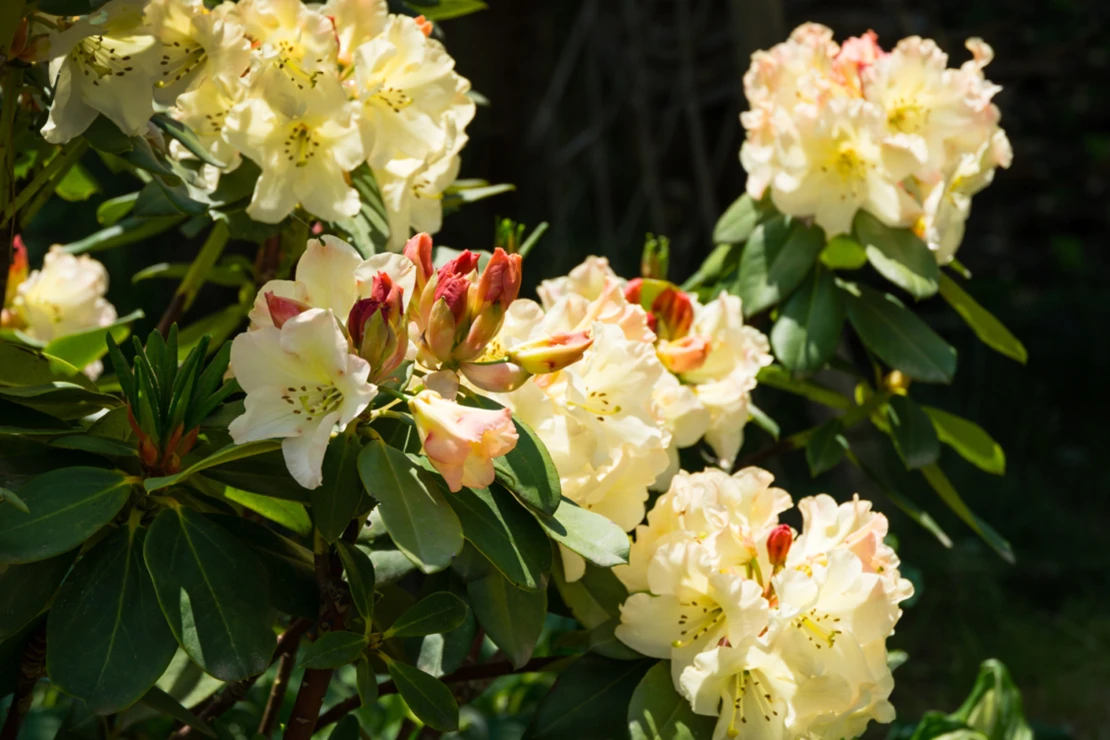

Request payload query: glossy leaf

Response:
[202,450,311,503]
[356,656,378,707]
[385,592,469,638]
[467,395,562,514]
[887,395,941,469]
[923,406,1006,475]
[386,659,460,732]
[806,418,846,477]
[526,654,653,740]
[419,0,489,22]
[770,266,845,375]
[333,164,389,257]
[0,382,119,420]
[628,661,717,740]
[54,163,100,202]
[0,341,96,389]
[938,273,1027,364]
[47,528,176,712]
[0,550,77,638]
[301,631,368,670]
[138,686,216,738]
[145,440,282,492]
[553,559,630,630]
[920,464,1014,563]
[328,715,361,740]
[0,467,132,564]
[756,364,852,410]
[150,114,225,167]
[467,567,546,668]
[534,498,629,569]
[713,193,760,244]
[855,211,940,298]
[357,441,463,574]
[447,484,552,590]
[733,214,825,316]
[96,192,139,226]
[845,284,957,383]
[220,484,311,535]
[144,508,276,681]
[820,235,868,270]
[312,432,365,543]
[336,540,376,626]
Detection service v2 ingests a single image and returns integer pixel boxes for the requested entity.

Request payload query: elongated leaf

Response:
[139,686,216,738]
[920,464,1013,563]
[820,235,868,270]
[47,528,177,712]
[301,631,368,669]
[419,0,489,22]
[386,659,459,732]
[806,418,846,477]
[55,163,100,202]
[336,540,376,626]
[48,434,136,458]
[770,266,845,375]
[219,485,311,535]
[151,114,224,167]
[313,432,366,543]
[357,441,463,573]
[62,215,185,255]
[97,192,140,226]
[202,451,311,503]
[628,661,717,740]
[0,550,77,638]
[0,487,30,514]
[845,284,957,383]
[333,164,389,257]
[0,341,96,389]
[526,654,653,740]
[855,211,940,298]
[843,448,952,549]
[713,194,760,244]
[534,498,629,569]
[681,242,739,292]
[145,439,282,492]
[938,273,1027,364]
[447,484,552,590]
[144,508,275,681]
[923,406,1005,475]
[733,214,825,316]
[0,467,132,564]
[887,395,940,469]
[756,364,852,410]
[468,395,561,514]
[385,592,468,638]
[553,559,629,630]
[356,657,378,707]
[0,382,119,420]
[467,568,546,668]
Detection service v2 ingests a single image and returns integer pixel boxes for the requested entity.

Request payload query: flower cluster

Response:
[1,239,118,378]
[616,468,913,740]
[40,0,473,245]
[489,256,771,580]
[741,23,1011,262]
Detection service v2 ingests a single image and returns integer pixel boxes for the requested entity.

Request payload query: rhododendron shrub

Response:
[0,9,1031,740]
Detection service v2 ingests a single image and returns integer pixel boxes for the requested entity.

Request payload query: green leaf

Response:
[220,485,312,535]
[96,192,139,226]
[35,0,111,15]
[944,659,1032,740]
[845,284,957,383]
[469,394,562,514]
[819,235,868,270]
[312,432,366,543]
[145,440,283,492]
[327,715,361,740]
[746,403,779,441]
[534,498,629,569]
[301,631,368,670]
[82,115,133,154]
[446,484,552,590]
[0,382,119,420]
[357,441,463,574]
[681,242,739,291]
[923,406,1005,475]
[588,617,643,661]
[0,487,30,514]
[0,550,77,638]
[201,451,311,504]
[887,395,941,469]
[333,163,389,257]
[54,163,100,202]
[0,467,132,564]
[386,659,459,732]
[938,273,1027,364]
[806,418,846,477]
[628,661,717,740]
[920,464,1014,563]
[526,654,653,740]
[336,540,376,628]
[150,114,225,167]
[356,656,378,707]
[713,193,761,244]
[855,211,940,298]
[62,215,185,255]
[138,686,217,738]
[385,592,469,638]
[43,309,143,371]
[843,448,952,549]
[733,214,825,316]
[48,433,136,458]
[755,364,852,410]
[467,567,546,668]
[553,559,629,630]
[770,266,845,375]
[144,508,276,681]
[0,341,96,389]
[47,527,177,713]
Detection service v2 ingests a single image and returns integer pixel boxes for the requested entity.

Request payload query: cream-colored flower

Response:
[172,73,247,169]
[40,0,159,143]
[237,0,337,92]
[536,256,618,309]
[224,69,365,222]
[229,307,377,488]
[375,139,463,251]
[145,0,251,103]
[409,389,518,492]
[320,0,389,67]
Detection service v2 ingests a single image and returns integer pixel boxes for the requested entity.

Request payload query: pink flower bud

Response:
[403,232,435,295]
[624,277,643,305]
[460,361,532,392]
[651,287,694,341]
[657,335,710,374]
[437,250,480,281]
[508,331,594,375]
[265,291,311,328]
[767,524,793,569]
[348,273,407,382]
[433,273,470,325]
[474,248,522,312]
[426,297,460,361]
[409,389,519,492]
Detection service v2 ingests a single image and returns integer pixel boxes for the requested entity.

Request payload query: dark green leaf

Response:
[144,508,275,681]
[82,115,133,154]
[467,568,546,668]
[713,194,760,244]
[301,631,368,669]
[385,592,468,638]
[336,540,376,626]
[553,559,628,630]
[534,498,629,569]
[419,0,489,22]
[588,618,644,661]
[202,450,311,503]
[48,434,136,458]
[150,114,225,167]
[96,192,140,226]
[843,448,952,549]
[332,164,389,257]
[218,485,311,535]
[0,467,132,564]
[357,441,463,573]
[770,266,845,375]
[855,211,940,298]
[680,242,739,292]
[313,432,366,543]
[47,528,176,712]
[355,657,378,707]
[756,364,852,409]
[138,686,217,738]
[923,406,1006,475]
[526,654,653,740]
[887,395,941,469]
[0,550,77,638]
[819,235,868,270]
[920,464,1013,563]
[844,284,957,383]
[733,214,825,316]
[145,440,282,492]
[62,215,186,256]
[0,382,119,420]
[0,487,30,514]
[806,418,846,477]
[468,394,562,514]
[387,659,459,731]
[327,715,361,740]
[628,661,717,740]
[0,341,96,389]
[446,484,552,590]
[938,273,1027,364]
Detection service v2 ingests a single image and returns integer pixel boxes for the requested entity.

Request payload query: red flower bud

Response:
[5,235,28,305]
[767,524,793,570]
[433,273,470,325]
[651,287,694,340]
[624,278,643,305]
[437,249,480,281]
[404,233,435,294]
[349,273,407,381]
[657,335,710,374]
[265,292,311,329]
[474,248,522,311]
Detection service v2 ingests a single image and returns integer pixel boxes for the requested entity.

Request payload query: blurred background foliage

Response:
[16,0,1109,737]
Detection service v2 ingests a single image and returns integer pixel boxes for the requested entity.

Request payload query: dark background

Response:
[20,0,1110,735]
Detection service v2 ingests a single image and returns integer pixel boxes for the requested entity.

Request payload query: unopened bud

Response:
[438,250,480,281]
[5,235,28,305]
[640,233,670,280]
[508,331,594,374]
[624,278,643,305]
[657,335,710,374]
[767,524,793,570]
[413,14,434,36]
[884,370,911,396]
[460,360,532,392]
[265,292,311,329]
[651,287,694,340]
[403,233,435,296]
[473,248,522,313]
[350,273,408,381]
[426,298,460,361]
[139,437,159,467]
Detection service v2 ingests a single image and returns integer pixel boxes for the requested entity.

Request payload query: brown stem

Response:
[0,624,45,740]
[156,292,187,338]
[315,655,565,731]
[256,630,304,738]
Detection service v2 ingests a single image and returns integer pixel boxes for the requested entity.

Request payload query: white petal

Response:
[281,409,340,488]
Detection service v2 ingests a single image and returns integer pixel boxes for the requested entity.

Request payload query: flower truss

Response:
[741,23,1011,262]
[38,0,475,243]
[616,468,914,740]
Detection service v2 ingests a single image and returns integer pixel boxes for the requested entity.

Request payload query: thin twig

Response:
[0,623,45,740]
[257,630,304,738]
